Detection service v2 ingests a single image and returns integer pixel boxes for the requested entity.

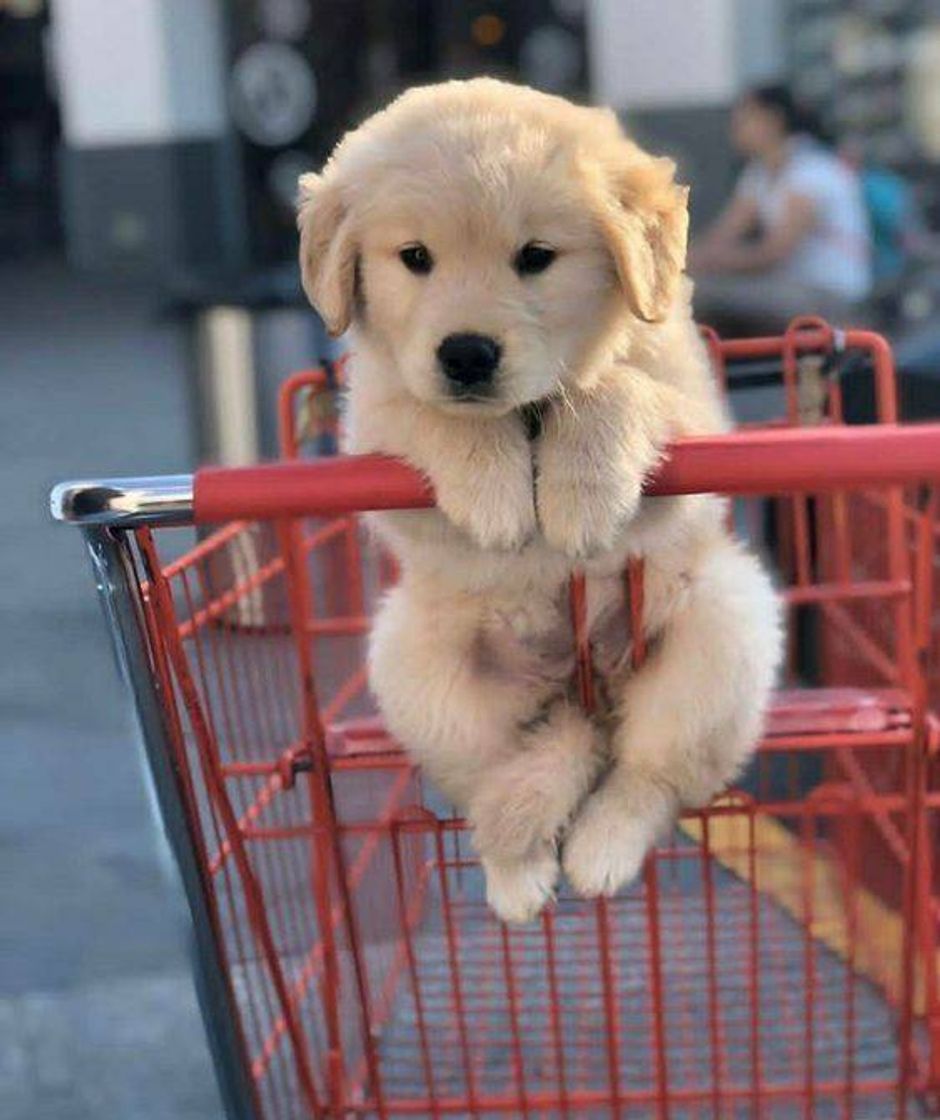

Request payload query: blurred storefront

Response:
[44,0,595,461]
[790,0,940,226]
[4,0,940,448]
[48,0,589,276]
[1,1,934,279]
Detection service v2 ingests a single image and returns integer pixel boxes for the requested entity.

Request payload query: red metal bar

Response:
[897,606,933,1119]
[800,803,818,1119]
[568,572,595,713]
[540,910,572,1118]
[717,327,895,413]
[278,367,328,459]
[745,802,764,1115]
[278,356,350,459]
[275,520,347,1113]
[498,925,531,1119]
[172,563,299,1114]
[699,816,724,1119]
[761,730,913,752]
[267,785,940,845]
[645,860,671,1120]
[699,324,727,393]
[783,579,911,606]
[432,824,481,1118]
[141,533,324,1116]
[390,823,441,1119]
[355,1077,910,1114]
[594,898,623,1118]
[136,532,267,1120]
[842,797,861,1120]
[193,424,940,524]
[628,558,646,670]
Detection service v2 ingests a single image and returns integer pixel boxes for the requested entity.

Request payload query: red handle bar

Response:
[194,423,940,524]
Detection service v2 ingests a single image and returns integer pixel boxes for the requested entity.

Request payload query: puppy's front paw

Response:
[469,704,602,861]
[435,453,536,551]
[562,785,658,898]
[483,847,558,925]
[537,474,642,559]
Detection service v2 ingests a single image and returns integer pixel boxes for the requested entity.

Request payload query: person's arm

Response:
[689,192,760,272]
[703,192,817,273]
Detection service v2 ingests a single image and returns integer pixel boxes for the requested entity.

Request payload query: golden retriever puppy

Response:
[297,79,783,923]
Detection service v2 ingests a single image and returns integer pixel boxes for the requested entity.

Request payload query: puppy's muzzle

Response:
[437,333,502,398]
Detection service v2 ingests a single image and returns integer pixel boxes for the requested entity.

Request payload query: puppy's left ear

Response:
[585,151,689,324]
[297,170,357,337]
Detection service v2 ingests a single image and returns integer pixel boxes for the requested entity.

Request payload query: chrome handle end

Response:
[50,476,195,527]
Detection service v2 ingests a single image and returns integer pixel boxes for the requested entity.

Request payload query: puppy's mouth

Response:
[426,363,558,418]
[432,376,509,414]
[447,384,498,404]
[432,381,557,423]
[435,393,511,418]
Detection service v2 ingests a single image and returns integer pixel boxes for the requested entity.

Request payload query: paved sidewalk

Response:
[0,259,223,1119]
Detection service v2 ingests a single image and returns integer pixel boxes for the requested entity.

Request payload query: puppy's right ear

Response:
[297,171,356,337]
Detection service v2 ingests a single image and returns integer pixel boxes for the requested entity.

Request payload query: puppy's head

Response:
[298,79,688,415]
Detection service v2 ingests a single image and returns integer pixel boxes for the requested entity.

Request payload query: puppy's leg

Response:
[349,392,536,550]
[371,589,602,922]
[480,847,562,926]
[563,537,782,897]
[536,371,676,559]
[470,700,604,922]
[469,701,602,858]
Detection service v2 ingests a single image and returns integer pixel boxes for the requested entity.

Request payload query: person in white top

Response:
[691,84,873,335]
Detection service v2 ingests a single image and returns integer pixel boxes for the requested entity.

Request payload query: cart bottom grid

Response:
[228,799,928,1120]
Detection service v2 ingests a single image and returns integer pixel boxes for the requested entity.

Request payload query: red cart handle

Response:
[193,423,940,524]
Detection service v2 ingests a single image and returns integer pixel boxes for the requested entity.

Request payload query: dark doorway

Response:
[0,2,61,260]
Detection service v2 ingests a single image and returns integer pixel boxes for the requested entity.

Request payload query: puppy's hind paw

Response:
[482,848,558,925]
[562,788,657,898]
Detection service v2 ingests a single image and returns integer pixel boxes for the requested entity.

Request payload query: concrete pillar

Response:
[587,0,785,227]
[50,0,245,275]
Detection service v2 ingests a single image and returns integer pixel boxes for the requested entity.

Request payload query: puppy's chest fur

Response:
[473,575,633,701]
[470,402,635,703]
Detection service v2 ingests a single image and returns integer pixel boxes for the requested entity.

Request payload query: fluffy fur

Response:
[298,79,783,923]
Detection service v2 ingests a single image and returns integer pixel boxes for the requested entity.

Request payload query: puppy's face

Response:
[298,80,689,416]
[346,162,619,415]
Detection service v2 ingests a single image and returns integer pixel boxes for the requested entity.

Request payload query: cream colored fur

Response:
[298,78,783,923]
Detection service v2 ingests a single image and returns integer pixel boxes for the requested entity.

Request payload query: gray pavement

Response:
[0,259,224,1118]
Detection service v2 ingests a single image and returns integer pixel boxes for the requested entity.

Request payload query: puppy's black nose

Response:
[437,333,501,390]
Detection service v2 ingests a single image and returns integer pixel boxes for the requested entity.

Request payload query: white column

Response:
[588,0,783,110]
[50,0,226,147]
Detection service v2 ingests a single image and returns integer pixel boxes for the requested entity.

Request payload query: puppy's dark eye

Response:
[399,243,433,274]
[514,242,557,276]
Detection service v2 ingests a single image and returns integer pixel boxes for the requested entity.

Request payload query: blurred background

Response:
[3,1,940,1117]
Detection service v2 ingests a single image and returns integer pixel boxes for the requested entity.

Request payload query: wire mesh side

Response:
[124,326,940,1119]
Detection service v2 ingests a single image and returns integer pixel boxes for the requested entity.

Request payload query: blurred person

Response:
[857,161,916,288]
[690,84,872,335]
[841,136,921,290]
[844,137,940,281]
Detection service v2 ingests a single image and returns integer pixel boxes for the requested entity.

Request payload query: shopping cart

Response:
[52,323,940,1119]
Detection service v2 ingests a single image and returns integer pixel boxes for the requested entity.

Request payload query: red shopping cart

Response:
[53,324,940,1119]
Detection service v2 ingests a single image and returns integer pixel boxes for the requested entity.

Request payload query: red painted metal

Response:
[132,325,939,1118]
[193,423,940,524]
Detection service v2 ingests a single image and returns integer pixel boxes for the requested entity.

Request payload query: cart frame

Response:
[52,325,940,1119]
